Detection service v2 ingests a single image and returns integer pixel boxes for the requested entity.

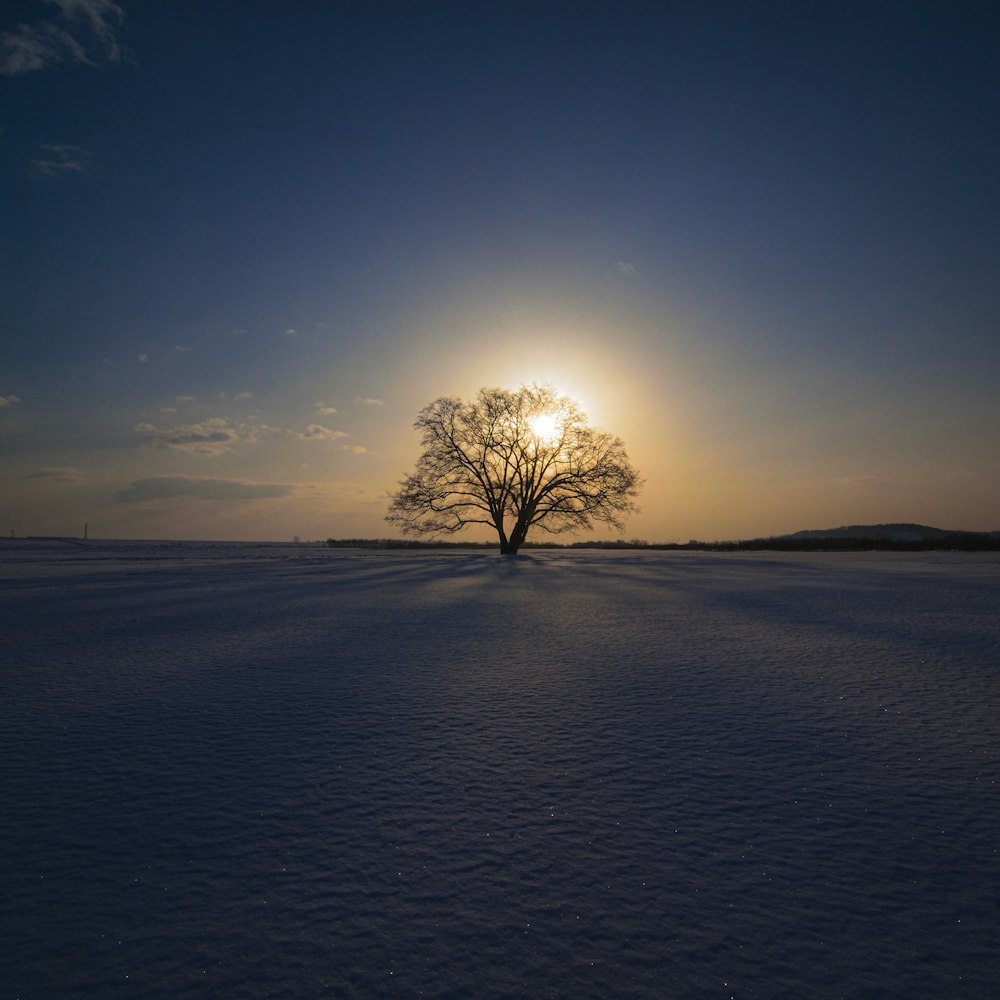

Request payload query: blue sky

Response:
[2,1,999,541]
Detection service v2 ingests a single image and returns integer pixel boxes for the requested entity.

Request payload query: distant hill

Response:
[785,523,1000,542]
[664,523,1000,551]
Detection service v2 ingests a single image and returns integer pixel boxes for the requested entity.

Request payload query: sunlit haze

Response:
[3,3,998,541]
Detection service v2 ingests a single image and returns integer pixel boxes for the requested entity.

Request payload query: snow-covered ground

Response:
[2,540,998,998]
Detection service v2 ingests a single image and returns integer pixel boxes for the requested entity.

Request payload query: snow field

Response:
[2,543,998,998]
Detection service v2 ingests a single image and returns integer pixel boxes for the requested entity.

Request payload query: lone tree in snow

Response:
[386,384,642,555]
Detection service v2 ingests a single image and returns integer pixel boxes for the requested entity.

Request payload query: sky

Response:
[2,0,999,542]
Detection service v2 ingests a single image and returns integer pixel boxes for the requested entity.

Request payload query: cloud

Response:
[342,445,368,455]
[616,261,636,275]
[175,394,195,403]
[295,424,348,441]
[357,397,384,406]
[117,476,295,504]
[31,142,93,176]
[137,352,149,363]
[24,466,85,482]
[133,417,261,456]
[283,328,297,337]
[316,402,337,415]
[1,0,127,76]
[133,415,351,452]
[0,394,22,407]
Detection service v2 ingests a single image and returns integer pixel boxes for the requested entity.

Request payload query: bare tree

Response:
[386,384,642,555]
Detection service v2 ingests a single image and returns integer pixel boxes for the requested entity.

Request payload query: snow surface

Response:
[2,540,998,999]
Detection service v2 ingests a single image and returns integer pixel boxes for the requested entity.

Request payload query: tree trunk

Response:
[506,519,529,555]
[497,520,514,555]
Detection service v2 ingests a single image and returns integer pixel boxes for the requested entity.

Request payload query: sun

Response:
[529,412,560,443]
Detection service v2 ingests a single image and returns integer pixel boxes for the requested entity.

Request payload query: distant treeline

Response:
[325,538,566,550]
[326,535,1000,552]
[646,536,1000,552]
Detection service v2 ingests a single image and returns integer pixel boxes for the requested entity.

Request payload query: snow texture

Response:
[2,541,998,998]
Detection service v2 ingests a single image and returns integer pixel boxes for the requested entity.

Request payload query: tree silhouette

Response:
[386,384,642,555]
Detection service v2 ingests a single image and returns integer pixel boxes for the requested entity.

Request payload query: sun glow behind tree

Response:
[387,383,642,554]
[529,411,560,444]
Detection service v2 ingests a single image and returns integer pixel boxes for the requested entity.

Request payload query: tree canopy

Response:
[386,384,642,554]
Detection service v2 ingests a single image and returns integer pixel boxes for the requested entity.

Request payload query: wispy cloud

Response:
[616,261,636,275]
[117,476,295,504]
[133,417,261,456]
[132,415,352,453]
[342,445,368,455]
[31,142,93,176]
[0,393,22,408]
[24,466,85,482]
[1,0,127,76]
[137,352,149,363]
[357,397,384,406]
[316,401,337,415]
[294,424,348,441]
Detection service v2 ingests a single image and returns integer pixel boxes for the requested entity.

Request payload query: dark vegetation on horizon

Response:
[328,524,1000,553]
